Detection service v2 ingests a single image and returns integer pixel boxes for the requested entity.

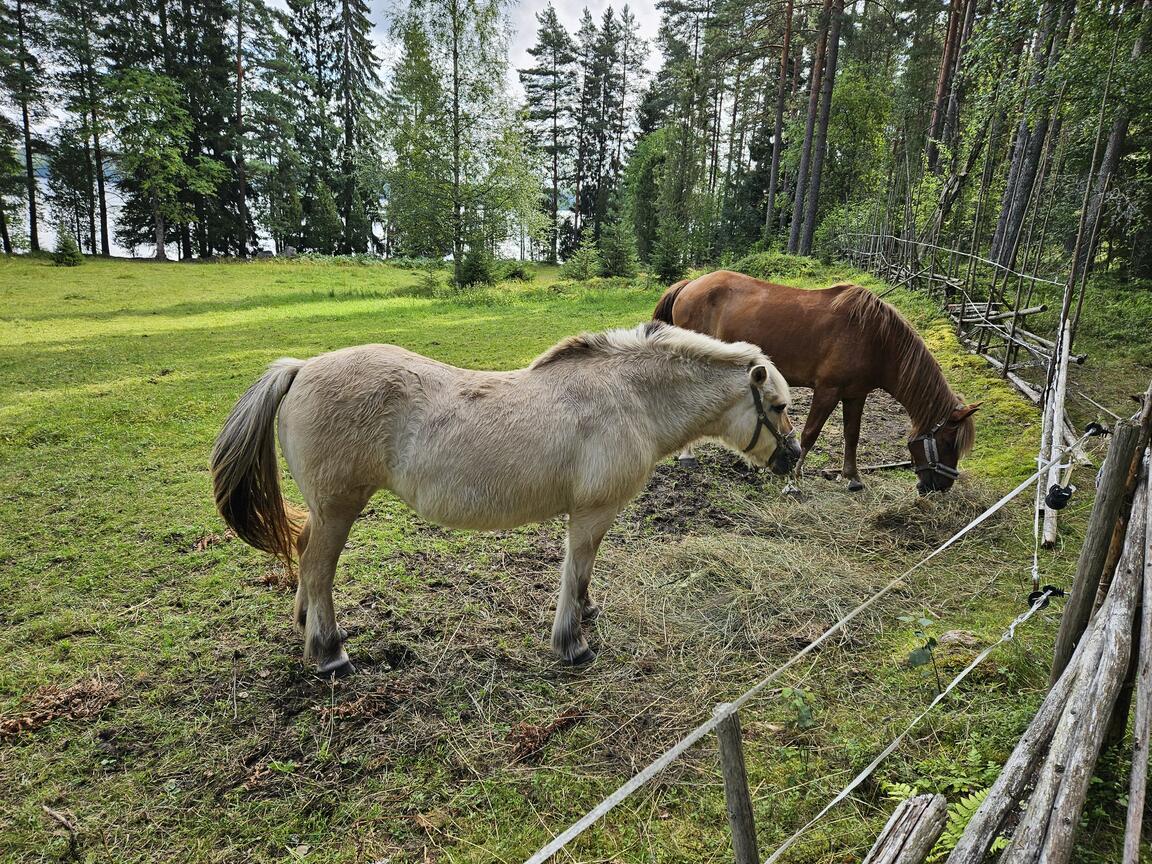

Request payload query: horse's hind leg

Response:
[553,506,617,666]
[299,494,367,677]
[294,517,312,633]
[841,397,867,492]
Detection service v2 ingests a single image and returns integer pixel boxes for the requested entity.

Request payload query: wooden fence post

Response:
[715,703,759,864]
[1050,421,1141,684]
[863,794,948,864]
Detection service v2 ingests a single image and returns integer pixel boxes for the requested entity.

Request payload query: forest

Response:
[1,0,1150,291]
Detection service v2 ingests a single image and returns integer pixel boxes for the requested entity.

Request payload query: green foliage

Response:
[900,613,942,693]
[599,218,639,277]
[650,215,687,283]
[459,246,497,287]
[307,182,344,255]
[499,260,536,282]
[560,227,602,281]
[729,250,822,281]
[780,687,816,731]
[52,231,83,266]
[927,788,1009,862]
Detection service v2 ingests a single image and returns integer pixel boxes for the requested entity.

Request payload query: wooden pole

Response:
[1050,422,1142,684]
[1123,461,1152,863]
[715,704,759,864]
[1001,475,1148,864]
[1042,322,1072,547]
[863,794,948,864]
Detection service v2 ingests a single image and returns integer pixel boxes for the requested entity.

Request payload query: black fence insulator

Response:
[1085,421,1110,437]
[1028,585,1068,609]
[1045,484,1076,510]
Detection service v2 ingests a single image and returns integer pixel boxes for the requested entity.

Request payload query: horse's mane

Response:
[530,321,762,370]
[830,284,974,454]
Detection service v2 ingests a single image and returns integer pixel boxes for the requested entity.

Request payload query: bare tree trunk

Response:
[15,0,40,253]
[236,0,248,258]
[800,0,844,255]
[153,202,168,261]
[0,206,11,254]
[927,0,964,173]
[788,0,831,254]
[764,0,793,239]
[450,0,464,287]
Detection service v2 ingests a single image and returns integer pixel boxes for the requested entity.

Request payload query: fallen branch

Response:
[864,794,948,864]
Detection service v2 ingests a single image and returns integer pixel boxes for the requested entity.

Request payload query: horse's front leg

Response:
[552,506,617,666]
[787,387,840,493]
[840,397,867,491]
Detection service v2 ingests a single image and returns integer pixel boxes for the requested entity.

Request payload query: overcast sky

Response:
[369,0,663,95]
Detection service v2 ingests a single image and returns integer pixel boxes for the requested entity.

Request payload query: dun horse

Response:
[211,322,801,675]
[654,271,978,493]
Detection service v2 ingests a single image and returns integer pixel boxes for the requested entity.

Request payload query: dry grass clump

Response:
[0,676,119,739]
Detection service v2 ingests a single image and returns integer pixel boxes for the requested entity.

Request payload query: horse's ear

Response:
[952,402,982,421]
[749,364,768,385]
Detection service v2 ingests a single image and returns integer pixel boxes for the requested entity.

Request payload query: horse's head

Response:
[909,403,979,493]
[721,361,801,475]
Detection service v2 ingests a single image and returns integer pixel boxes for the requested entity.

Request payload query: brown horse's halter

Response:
[909,420,960,484]
[743,383,796,453]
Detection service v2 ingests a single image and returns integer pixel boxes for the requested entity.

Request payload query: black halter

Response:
[909,420,960,483]
[743,383,795,453]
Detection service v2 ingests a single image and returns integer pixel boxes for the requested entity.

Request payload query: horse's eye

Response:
[772,404,786,413]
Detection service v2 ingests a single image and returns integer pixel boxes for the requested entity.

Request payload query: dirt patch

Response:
[1,677,120,739]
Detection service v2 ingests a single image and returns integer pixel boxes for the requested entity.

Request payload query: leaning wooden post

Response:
[715,703,759,864]
[1042,321,1072,547]
[863,794,947,864]
[1050,421,1142,684]
[1123,463,1152,864]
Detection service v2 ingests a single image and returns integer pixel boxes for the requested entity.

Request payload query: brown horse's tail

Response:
[211,358,307,568]
[652,279,691,324]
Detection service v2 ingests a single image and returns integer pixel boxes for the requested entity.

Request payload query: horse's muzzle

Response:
[770,436,802,476]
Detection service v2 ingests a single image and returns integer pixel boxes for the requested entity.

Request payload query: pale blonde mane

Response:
[530,321,762,370]
[830,284,973,454]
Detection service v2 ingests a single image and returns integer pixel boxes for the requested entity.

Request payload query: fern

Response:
[928,788,997,863]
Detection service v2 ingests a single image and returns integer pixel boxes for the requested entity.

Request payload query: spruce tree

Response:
[519,4,576,264]
[560,225,602,280]
[307,179,342,253]
[333,0,382,253]
[599,213,639,277]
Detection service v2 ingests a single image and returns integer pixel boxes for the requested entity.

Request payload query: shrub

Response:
[458,246,497,287]
[729,249,821,281]
[560,227,602,281]
[499,259,536,282]
[52,232,83,266]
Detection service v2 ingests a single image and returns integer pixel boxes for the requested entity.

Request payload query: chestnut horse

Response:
[653,270,978,493]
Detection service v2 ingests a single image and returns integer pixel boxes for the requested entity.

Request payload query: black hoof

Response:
[316,657,355,679]
[563,647,597,667]
[678,457,700,470]
[847,479,865,492]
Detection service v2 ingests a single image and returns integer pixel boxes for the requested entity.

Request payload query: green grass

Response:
[0,254,1138,863]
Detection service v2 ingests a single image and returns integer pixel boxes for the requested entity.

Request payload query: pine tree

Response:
[0,117,24,254]
[0,0,50,252]
[47,127,96,252]
[599,213,639,277]
[333,0,382,253]
[520,3,576,264]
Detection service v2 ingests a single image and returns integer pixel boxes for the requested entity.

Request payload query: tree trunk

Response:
[450,0,464,287]
[927,0,964,173]
[787,0,831,254]
[800,0,844,255]
[236,0,248,257]
[550,53,560,264]
[154,202,168,260]
[0,206,11,254]
[15,0,40,253]
[764,0,794,239]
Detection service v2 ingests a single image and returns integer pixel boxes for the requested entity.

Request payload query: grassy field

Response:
[0,254,1140,863]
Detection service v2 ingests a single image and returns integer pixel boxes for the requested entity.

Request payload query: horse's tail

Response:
[211,358,307,568]
[652,279,691,324]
